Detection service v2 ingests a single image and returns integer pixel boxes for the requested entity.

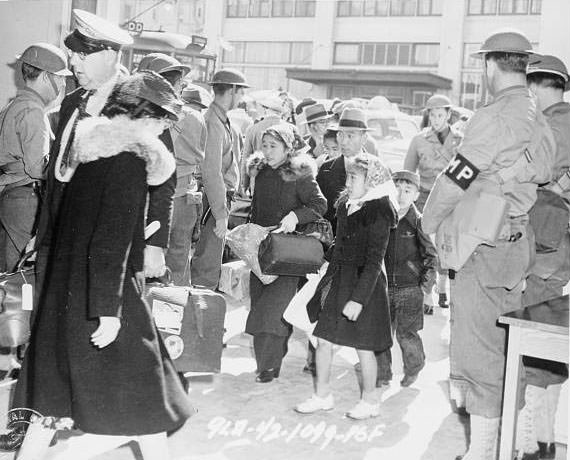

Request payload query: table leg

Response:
[499,326,522,460]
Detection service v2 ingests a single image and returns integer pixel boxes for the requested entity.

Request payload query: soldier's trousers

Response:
[449,225,531,418]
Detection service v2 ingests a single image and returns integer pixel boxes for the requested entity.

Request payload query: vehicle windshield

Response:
[368,117,418,141]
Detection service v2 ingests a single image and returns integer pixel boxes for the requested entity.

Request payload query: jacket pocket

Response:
[475,237,530,289]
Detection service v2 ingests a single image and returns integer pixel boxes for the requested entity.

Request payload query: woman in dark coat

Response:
[13,72,194,457]
[245,123,327,383]
[296,153,398,420]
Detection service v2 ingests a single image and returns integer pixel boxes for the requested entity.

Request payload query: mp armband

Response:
[444,153,480,190]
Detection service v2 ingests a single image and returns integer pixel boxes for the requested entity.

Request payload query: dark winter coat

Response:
[311,197,398,351]
[13,115,194,435]
[316,155,346,234]
[385,204,437,289]
[245,151,327,337]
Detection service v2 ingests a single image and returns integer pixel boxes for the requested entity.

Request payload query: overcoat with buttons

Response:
[311,196,398,351]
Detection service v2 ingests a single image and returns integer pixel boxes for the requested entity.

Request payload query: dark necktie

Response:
[61,90,94,169]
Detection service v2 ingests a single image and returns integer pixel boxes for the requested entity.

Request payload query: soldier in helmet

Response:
[190,68,249,289]
[515,54,570,460]
[0,43,71,272]
[422,30,555,460]
[404,94,463,314]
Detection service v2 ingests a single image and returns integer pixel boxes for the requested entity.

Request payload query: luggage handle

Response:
[14,251,36,273]
[187,292,205,339]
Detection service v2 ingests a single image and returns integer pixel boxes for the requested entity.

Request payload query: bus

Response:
[121,31,217,86]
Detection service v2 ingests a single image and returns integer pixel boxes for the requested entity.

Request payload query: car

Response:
[365,109,420,171]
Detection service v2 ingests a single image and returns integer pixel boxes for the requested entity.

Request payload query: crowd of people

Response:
[0,7,568,460]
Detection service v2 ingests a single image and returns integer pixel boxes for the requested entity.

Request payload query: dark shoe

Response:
[538,442,556,459]
[376,378,391,388]
[256,368,279,383]
[521,451,540,460]
[400,373,419,387]
[455,455,464,460]
[438,293,449,308]
[424,304,434,315]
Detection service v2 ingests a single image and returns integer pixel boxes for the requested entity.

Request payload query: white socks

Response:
[462,415,500,460]
[516,384,543,454]
[536,384,561,444]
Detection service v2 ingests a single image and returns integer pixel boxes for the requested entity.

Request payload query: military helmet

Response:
[425,94,452,110]
[17,43,72,76]
[209,68,250,88]
[527,54,570,91]
[471,29,533,58]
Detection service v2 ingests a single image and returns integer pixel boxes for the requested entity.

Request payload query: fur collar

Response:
[72,115,176,186]
[246,151,318,182]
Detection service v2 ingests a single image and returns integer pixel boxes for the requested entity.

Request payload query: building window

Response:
[295,0,316,16]
[413,91,432,107]
[249,0,270,16]
[467,0,498,14]
[227,0,249,17]
[530,0,541,13]
[413,43,439,66]
[336,42,438,66]
[499,0,529,14]
[462,43,482,68]
[390,0,417,16]
[363,0,390,15]
[338,0,364,16]
[334,43,361,64]
[224,41,312,65]
[417,0,442,15]
[272,0,294,16]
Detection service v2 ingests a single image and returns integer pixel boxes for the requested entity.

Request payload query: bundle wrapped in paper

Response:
[225,223,278,285]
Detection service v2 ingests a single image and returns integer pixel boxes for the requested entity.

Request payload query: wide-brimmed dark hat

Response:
[181,83,209,109]
[337,108,373,131]
[64,9,133,55]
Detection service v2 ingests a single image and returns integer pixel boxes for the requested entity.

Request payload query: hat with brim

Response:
[304,103,334,124]
[64,9,133,55]
[129,71,184,121]
[259,96,284,113]
[181,87,208,109]
[470,29,533,59]
[17,42,72,76]
[137,53,191,77]
[337,108,373,131]
[527,54,570,91]
[392,170,420,189]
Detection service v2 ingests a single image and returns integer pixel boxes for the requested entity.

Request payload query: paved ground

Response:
[0,294,567,460]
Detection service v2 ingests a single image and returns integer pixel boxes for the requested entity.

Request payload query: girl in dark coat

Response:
[296,153,398,419]
[245,123,327,383]
[13,72,194,458]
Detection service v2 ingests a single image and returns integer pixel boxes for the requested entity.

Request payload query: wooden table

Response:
[498,295,569,460]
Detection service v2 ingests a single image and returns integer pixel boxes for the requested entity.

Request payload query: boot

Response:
[438,293,450,308]
[536,384,561,459]
[516,385,543,458]
[457,415,500,460]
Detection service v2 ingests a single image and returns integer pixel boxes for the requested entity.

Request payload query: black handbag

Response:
[298,218,334,247]
[258,232,324,276]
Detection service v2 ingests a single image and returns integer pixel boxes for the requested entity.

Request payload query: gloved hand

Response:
[144,245,166,278]
[278,211,298,233]
[214,217,228,239]
[91,316,121,348]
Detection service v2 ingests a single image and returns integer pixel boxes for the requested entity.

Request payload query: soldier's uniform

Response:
[422,30,555,460]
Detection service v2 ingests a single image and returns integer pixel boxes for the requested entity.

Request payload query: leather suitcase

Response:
[258,232,324,277]
[146,285,227,373]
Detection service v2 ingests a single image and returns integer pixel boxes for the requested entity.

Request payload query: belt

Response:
[3,181,39,192]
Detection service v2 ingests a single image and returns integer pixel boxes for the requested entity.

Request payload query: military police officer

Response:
[422,30,555,460]
[516,54,570,460]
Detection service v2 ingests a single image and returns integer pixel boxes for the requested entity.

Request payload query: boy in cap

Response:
[515,54,570,460]
[0,43,71,272]
[376,170,437,388]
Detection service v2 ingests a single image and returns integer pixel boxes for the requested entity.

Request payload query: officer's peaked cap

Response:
[65,9,133,55]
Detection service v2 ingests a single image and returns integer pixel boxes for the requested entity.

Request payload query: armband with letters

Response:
[444,153,480,190]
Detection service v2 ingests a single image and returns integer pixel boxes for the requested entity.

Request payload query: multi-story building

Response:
[205,0,570,110]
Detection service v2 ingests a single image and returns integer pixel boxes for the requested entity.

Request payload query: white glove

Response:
[214,217,228,239]
[278,211,299,233]
[91,316,121,348]
[144,245,166,277]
